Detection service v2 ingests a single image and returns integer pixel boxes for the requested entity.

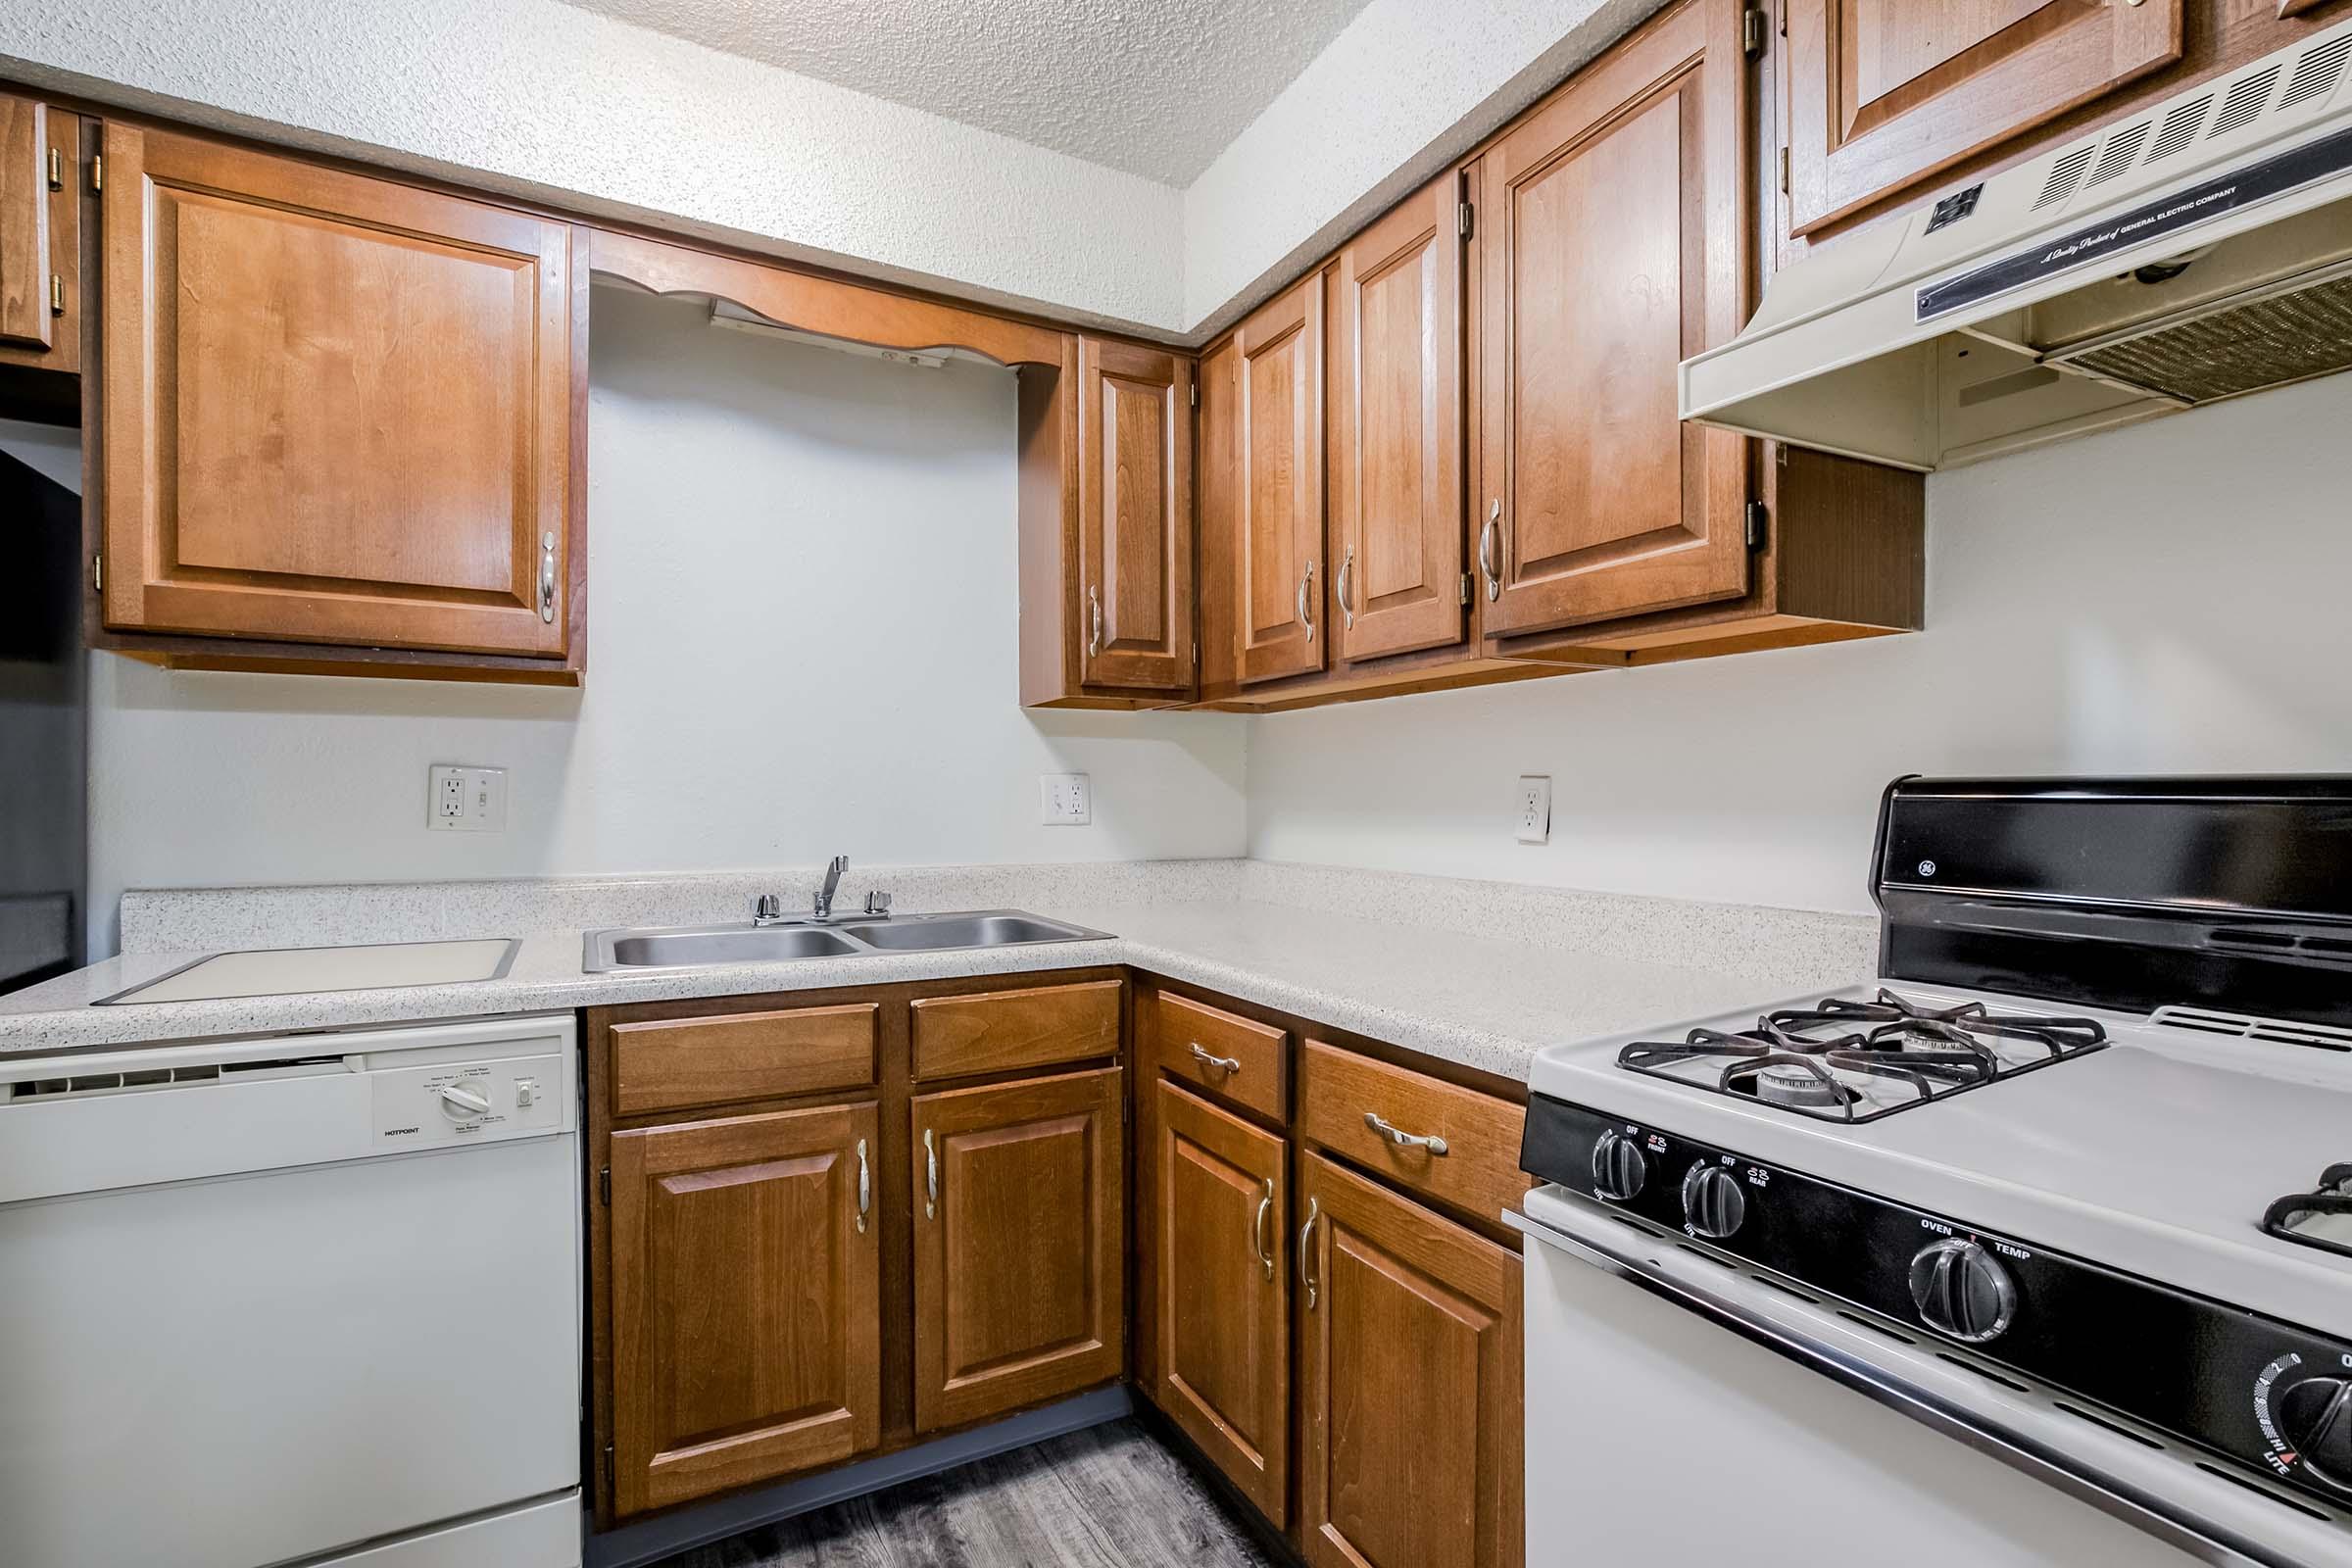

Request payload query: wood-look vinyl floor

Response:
[654,1419,1284,1568]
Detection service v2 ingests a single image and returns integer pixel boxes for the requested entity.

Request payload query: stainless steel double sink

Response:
[582,909,1113,972]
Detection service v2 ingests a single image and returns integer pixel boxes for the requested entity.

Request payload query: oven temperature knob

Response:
[2277,1377,2352,1493]
[1908,1238,2017,1344]
[438,1081,494,1120]
[1681,1163,1747,1239]
[1592,1131,1648,1200]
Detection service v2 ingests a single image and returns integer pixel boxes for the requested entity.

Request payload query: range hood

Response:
[1682,19,2352,471]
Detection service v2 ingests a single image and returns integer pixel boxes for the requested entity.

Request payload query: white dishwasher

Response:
[0,1013,583,1568]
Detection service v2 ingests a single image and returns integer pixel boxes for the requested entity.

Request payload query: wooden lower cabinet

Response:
[1151,1080,1291,1526]
[911,1066,1127,1433]
[1298,1152,1523,1568]
[608,1100,882,1518]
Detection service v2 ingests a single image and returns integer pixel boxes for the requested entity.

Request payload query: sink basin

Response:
[583,908,1111,970]
[837,913,1099,952]
[595,925,863,970]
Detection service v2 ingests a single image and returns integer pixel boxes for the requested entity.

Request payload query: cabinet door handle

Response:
[1088,585,1103,658]
[923,1127,939,1219]
[855,1137,870,1234]
[1365,1110,1449,1156]
[1337,547,1355,631]
[1297,560,1315,643]
[1298,1196,1320,1310]
[1190,1043,1242,1074]
[1478,502,1501,603]
[538,532,558,624]
[1253,1178,1276,1278]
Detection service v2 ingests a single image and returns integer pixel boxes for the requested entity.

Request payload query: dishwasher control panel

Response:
[370,1053,564,1148]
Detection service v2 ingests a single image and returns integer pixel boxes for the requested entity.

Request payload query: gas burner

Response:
[1616,988,2110,1123]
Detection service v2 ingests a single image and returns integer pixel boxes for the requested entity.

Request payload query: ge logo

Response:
[1918,859,1937,878]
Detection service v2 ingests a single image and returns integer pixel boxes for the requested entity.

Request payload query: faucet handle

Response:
[864,891,893,916]
[754,893,782,923]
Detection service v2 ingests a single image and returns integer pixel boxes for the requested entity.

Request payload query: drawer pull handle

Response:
[855,1138,870,1234]
[1298,1196,1320,1310]
[923,1127,939,1219]
[1365,1111,1449,1157]
[1253,1178,1276,1278]
[1190,1043,1243,1074]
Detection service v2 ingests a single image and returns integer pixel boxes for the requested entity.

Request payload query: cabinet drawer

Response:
[1299,1039,1530,1225]
[610,1004,878,1115]
[1152,991,1286,1124]
[910,978,1122,1081]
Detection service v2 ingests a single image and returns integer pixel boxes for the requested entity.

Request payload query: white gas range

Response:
[1513,777,2352,1568]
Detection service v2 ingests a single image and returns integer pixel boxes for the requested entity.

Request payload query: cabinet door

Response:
[100,123,576,658]
[1476,0,1748,639]
[1331,172,1466,663]
[1078,336,1195,691]
[608,1102,881,1518]
[911,1066,1125,1432]
[1787,0,2183,236]
[1298,1152,1521,1568]
[0,94,75,369]
[1233,275,1326,685]
[1152,1081,1290,1526]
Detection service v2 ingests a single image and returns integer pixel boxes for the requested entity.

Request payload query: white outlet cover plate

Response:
[1040,772,1093,826]
[1517,775,1551,845]
[428,764,508,833]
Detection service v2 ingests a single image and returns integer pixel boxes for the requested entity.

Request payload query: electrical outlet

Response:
[1516,775,1551,845]
[428,765,508,833]
[1040,772,1093,826]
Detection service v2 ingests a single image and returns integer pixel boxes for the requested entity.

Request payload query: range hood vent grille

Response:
[2034,146,2096,212]
[2088,121,2152,188]
[2213,65,2283,140]
[2146,96,2213,165]
[2056,266,2352,404]
[2280,34,2352,113]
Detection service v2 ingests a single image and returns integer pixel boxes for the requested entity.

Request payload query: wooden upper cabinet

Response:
[1298,1152,1522,1568]
[910,1067,1125,1433]
[1330,172,1467,664]
[99,123,579,660]
[1077,335,1195,691]
[607,1101,882,1519]
[1476,0,1749,640]
[1230,274,1327,686]
[1785,0,2185,237]
[0,94,77,373]
[1152,1081,1291,1526]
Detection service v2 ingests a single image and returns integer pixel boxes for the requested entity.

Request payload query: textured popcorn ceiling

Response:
[556,0,1374,183]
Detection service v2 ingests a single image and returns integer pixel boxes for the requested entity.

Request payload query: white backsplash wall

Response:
[1246,372,2352,916]
[80,288,1247,955]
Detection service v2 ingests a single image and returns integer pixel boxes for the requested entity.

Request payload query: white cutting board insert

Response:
[103,939,517,1004]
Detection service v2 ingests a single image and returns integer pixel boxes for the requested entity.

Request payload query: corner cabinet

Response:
[0,92,82,376]
[1020,333,1197,707]
[97,123,587,681]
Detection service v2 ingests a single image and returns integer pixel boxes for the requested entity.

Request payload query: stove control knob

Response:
[438,1081,494,1120]
[1591,1131,1648,1201]
[1908,1238,2017,1344]
[2278,1377,2352,1493]
[1681,1163,1747,1239]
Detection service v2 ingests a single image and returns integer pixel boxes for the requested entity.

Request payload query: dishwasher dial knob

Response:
[1681,1163,1747,1239]
[1908,1238,2017,1344]
[1592,1130,1648,1201]
[438,1081,494,1120]
[2277,1377,2352,1494]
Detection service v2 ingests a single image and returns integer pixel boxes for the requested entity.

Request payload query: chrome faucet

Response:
[812,856,849,921]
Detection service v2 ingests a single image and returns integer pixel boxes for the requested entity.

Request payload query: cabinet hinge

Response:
[599,1165,611,1206]
[1457,200,1475,240]
[1744,501,1770,552]
[1459,572,1472,606]
[89,152,102,193]
[1189,381,1198,408]
[50,274,64,316]
[91,553,102,594]
[47,146,64,191]
[602,1444,614,1496]
[1779,146,1789,195]
[1742,8,1766,58]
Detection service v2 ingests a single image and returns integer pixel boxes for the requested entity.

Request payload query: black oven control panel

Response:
[1523,1093,2352,1508]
